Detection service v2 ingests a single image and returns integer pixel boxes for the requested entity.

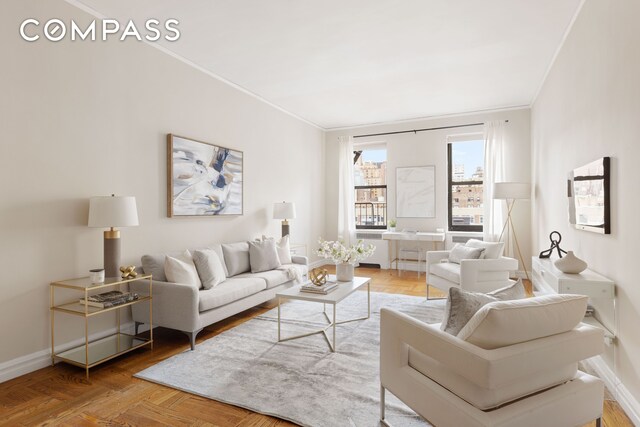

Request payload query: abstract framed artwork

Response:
[167,134,243,217]
[396,166,435,218]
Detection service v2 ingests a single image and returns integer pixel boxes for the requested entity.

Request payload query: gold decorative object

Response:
[119,265,138,279]
[309,268,328,286]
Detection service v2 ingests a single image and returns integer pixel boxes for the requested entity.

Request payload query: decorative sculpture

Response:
[119,265,138,279]
[538,231,567,259]
[309,268,328,286]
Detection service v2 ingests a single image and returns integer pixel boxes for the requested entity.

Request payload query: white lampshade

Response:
[493,182,531,200]
[273,202,296,220]
[88,195,139,228]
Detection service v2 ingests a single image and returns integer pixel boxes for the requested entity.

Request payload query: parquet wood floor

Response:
[0,267,632,426]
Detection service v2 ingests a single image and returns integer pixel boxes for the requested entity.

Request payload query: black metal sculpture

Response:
[538,231,567,259]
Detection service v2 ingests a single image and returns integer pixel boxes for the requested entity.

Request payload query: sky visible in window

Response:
[452,140,484,179]
[361,149,386,162]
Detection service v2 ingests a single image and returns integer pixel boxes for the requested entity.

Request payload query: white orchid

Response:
[315,238,376,265]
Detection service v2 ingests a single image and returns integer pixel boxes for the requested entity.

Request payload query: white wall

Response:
[531,0,640,403]
[325,108,531,265]
[0,0,324,366]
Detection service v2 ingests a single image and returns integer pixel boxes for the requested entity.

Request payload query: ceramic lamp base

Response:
[281,220,290,237]
[104,233,121,278]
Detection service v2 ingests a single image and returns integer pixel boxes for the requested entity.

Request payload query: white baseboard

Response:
[583,356,640,426]
[0,322,134,384]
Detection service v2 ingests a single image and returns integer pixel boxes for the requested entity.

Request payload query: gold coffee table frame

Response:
[276,276,371,352]
[50,275,153,380]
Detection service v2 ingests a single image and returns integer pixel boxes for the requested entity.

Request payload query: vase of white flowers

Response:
[316,239,376,282]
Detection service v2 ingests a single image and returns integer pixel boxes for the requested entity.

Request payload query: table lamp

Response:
[273,202,296,237]
[88,195,139,278]
[493,182,530,280]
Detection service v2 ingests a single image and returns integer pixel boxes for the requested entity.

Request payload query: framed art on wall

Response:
[396,166,435,218]
[167,134,243,217]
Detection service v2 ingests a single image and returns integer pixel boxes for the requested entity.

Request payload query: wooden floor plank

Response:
[0,267,632,427]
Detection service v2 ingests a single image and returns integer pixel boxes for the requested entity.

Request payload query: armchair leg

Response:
[426,284,445,301]
[380,384,392,426]
[596,417,601,427]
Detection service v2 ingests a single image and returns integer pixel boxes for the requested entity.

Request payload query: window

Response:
[354,146,387,229]
[448,137,484,231]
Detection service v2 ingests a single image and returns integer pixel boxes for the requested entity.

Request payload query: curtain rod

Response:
[352,120,509,139]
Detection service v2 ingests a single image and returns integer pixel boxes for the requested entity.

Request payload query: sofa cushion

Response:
[464,239,504,259]
[249,239,281,273]
[193,249,227,289]
[448,245,484,264]
[236,270,289,289]
[458,294,588,349]
[222,242,251,276]
[441,281,527,336]
[198,277,267,312]
[408,346,578,410]
[429,262,461,284]
[164,250,202,289]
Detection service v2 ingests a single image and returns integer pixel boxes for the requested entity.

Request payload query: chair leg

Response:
[595,417,601,427]
[380,384,392,427]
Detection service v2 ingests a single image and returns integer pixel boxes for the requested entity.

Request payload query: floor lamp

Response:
[493,182,530,281]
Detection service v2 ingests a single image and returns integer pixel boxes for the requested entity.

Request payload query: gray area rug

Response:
[135,291,446,427]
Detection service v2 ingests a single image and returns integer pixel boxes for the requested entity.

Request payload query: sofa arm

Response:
[381,308,604,389]
[130,279,199,333]
[292,255,308,266]
[426,250,450,265]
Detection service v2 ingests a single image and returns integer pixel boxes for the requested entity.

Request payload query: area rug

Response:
[135,291,446,426]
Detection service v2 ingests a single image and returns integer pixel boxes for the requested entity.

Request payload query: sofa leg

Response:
[184,329,203,351]
[134,321,143,335]
[595,417,601,427]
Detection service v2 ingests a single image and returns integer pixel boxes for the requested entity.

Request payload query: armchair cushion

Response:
[465,239,504,259]
[429,262,460,283]
[458,294,588,349]
[441,280,527,335]
[448,245,484,264]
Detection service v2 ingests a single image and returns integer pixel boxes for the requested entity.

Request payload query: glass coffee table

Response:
[276,276,371,352]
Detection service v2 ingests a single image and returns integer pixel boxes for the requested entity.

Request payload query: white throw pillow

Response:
[249,239,281,273]
[164,250,202,289]
[448,245,485,264]
[457,294,588,349]
[465,239,504,259]
[262,235,292,264]
[192,249,227,289]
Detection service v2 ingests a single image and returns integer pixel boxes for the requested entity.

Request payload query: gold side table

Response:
[50,275,153,380]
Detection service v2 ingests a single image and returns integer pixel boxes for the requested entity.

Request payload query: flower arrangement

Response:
[316,238,376,265]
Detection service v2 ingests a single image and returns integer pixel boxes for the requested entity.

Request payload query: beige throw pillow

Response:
[193,249,226,289]
[464,239,505,259]
[262,235,292,264]
[164,250,202,289]
[448,245,485,264]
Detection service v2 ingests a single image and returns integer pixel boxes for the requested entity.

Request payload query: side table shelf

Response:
[50,275,153,380]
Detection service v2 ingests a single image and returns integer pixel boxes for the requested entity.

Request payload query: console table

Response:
[382,231,445,272]
[531,256,615,344]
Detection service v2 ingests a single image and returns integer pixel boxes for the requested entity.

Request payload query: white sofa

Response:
[380,294,605,427]
[131,242,308,350]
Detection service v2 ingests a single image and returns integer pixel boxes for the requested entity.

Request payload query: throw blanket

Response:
[277,265,303,283]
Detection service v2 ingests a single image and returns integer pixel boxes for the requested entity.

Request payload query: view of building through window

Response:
[449,139,484,230]
[354,148,387,228]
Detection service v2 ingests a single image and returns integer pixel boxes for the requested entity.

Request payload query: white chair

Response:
[426,240,518,298]
[380,294,605,427]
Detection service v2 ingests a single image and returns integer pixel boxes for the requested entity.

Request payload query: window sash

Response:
[448,143,483,232]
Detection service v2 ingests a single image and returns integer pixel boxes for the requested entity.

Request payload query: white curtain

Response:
[337,136,356,246]
[483,121,506,243]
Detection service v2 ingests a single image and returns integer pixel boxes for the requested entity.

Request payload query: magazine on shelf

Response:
[79,291,139,308]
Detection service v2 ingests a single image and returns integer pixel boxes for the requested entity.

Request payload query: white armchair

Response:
[427,250,518,298]
[380,297,605,427]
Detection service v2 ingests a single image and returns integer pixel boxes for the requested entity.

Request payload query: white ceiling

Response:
[74,0,582,129]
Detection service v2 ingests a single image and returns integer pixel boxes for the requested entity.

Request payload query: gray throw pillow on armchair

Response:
[248,239,281,273]
[441,279,527,336]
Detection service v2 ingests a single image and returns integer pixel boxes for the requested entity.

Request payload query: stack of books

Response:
[301,280,339,295]
[79,290,139,308]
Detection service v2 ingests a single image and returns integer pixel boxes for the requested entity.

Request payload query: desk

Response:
[382,231,445,271]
